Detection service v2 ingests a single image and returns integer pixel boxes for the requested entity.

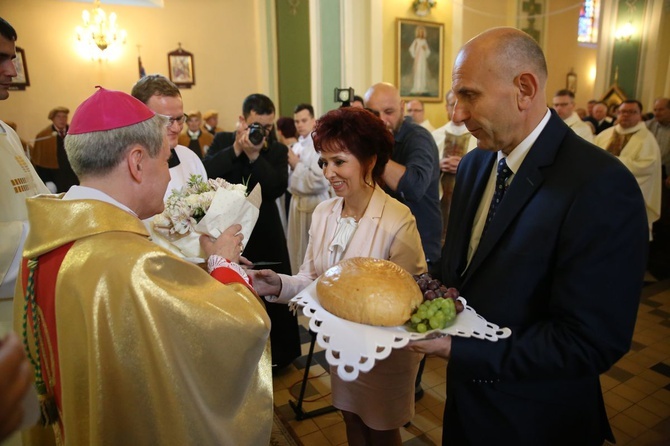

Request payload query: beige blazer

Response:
[277,186,427,302]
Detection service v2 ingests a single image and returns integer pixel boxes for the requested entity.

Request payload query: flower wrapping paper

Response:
[151,181,261,261]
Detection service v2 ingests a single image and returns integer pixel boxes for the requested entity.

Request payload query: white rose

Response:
[199,191,215,209]
[153,213,171,227]
[229,183,248,195]
[185,194,202,208]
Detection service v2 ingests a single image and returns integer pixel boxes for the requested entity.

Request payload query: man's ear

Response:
[128,145,144,182]
[515,72,539,111]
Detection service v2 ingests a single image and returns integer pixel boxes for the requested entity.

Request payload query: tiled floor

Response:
[272,278,670,446]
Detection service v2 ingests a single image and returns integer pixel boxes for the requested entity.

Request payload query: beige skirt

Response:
[330,349,424,430]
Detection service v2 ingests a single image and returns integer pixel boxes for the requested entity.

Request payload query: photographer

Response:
[203,94,301,372]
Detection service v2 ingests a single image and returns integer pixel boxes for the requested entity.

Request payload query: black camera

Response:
[248,123,267,145]
[334,87,355,106]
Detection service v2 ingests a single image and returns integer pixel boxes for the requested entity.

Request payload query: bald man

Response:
[585,101,614,135]
[364,83,441,274]
[406,27,647,445]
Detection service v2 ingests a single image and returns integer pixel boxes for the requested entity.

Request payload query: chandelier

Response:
[76,0,127,60]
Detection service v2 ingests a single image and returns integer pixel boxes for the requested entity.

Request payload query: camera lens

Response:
[248,123,265,145]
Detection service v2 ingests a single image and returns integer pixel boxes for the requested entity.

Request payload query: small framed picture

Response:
[396,19,444,102]
[9,47,30,90]
[602,84,627,108]
[168,45,195,88]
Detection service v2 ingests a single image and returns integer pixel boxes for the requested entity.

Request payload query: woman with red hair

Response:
[251,107,426,445]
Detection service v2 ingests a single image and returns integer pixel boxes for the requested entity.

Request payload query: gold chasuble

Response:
[15,195,273,445]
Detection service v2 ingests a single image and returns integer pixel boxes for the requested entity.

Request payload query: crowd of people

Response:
[0,13,665,446]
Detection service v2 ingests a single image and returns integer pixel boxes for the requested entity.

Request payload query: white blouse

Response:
[328,216,358,266]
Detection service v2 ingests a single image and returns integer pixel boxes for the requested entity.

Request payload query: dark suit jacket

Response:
[205,131,236,161]
[584,116,614,135]
[54,125,79,192]
[440,112,648,445]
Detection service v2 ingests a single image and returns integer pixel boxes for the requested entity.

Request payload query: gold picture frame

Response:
[168,45,195,89]
[9,47,29,90]
[396,19,444,102]
[601,84,627,108]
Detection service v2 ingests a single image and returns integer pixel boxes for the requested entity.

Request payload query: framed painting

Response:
[9,47,29,90]
[396,19,443,102]
[601,84,626,108]
[168,45,195,88]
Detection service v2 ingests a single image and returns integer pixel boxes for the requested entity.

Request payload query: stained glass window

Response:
[578,0,599,44]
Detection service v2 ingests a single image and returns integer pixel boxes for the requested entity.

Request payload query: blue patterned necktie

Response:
[482,158,513,237]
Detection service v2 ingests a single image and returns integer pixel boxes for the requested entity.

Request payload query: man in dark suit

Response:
[584,101,615,135]
[406,27,648,445]
[204,94,301,371]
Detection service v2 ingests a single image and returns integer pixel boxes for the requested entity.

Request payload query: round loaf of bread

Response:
[316,257,423,326]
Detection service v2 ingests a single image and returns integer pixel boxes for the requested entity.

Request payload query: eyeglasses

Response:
[158,114,187,127]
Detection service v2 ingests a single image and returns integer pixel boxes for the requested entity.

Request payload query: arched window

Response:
[578,0,600,44]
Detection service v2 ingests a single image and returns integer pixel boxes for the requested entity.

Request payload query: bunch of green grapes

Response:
[409,297,457,333]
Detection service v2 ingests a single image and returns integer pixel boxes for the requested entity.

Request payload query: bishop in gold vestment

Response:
[15,87,273,445]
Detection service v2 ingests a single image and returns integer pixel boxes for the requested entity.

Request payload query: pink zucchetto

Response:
[68,86,155,135]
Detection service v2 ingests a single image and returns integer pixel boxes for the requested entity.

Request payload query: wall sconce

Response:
[566,68,577,94]
[75,0,127,61]
[412,0,437,17]
[615,21,634,43]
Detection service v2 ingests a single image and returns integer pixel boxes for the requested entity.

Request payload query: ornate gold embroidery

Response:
[11,155,37,193]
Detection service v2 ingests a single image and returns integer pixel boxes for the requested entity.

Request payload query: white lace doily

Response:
[290,280,512,381]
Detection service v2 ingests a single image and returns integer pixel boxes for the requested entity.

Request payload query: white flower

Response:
[153,213,171,227]
[199,191,215,208]
[172,216,196,235]
[208,178,228,190]
[154,174,248,237]
[185,194,202,208]
[228,183,248,195]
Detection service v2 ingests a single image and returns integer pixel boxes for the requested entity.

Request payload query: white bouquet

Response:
[150,175,261,261]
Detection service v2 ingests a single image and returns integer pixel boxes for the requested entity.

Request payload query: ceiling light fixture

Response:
[76,0,127,60]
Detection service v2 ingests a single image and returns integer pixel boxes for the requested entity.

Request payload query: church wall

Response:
[544,0,598,108]
[316,0,343,114]
[276,0,311,117]
[637,0,670,106]
[654,2,670,97]
[1,0,665,147]
[461,0,517,42]
[0,0,267,144]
